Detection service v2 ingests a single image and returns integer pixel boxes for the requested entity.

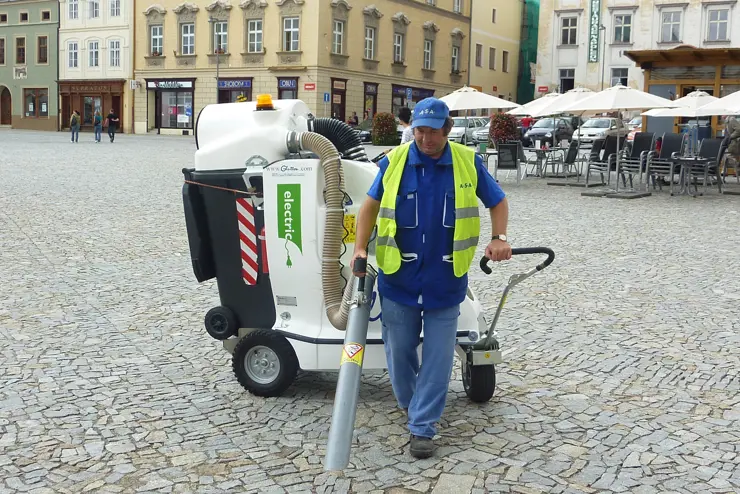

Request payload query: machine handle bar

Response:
[353,257,368,292]
[479,247,555,275]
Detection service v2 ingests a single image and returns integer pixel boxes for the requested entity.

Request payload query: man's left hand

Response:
[485,239,512,262]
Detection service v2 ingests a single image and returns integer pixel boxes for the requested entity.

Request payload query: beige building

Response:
[468,0,520,109]
[131,0,472,135]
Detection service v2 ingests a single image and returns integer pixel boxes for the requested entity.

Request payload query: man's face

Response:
[414,126,448,157]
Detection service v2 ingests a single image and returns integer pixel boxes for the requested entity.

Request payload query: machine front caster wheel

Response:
[204,306,237,340]
[462,363,496,403]
[232,330,298,397]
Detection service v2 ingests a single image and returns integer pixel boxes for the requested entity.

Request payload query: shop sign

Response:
[538,86,549,93]
[588,0,602,63]
[278,79,297,89]
[277,184,303,267]
[147,80,193,89]
[332,94,342,104]
[492,85,498,92]
[218,79,251,89]
[304,83,316,90]
[333,80,346,90]
[364,84,377,94]
[70,85,111,93]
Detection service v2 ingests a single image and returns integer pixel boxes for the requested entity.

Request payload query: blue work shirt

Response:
[368,141,506,310]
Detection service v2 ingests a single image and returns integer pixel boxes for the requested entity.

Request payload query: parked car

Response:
[352,119,373,143]
[472,121,491,144]
[626,116,643,130]
[572,117,629,144]
[522,117,574,147]
[448,117,487,144]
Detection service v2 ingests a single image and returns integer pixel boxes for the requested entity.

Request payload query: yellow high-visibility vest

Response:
[376,141,480,277]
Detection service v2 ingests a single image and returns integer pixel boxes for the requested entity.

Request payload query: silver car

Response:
[572,117,629,144]
[473,121,491,144]
[448,117,486,144]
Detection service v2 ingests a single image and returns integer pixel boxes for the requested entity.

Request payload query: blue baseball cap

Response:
[411,97,450,130]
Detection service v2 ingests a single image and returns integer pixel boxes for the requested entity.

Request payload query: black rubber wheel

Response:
[232,330,299,397]
[204,306,237,340]
[463,363,496,403]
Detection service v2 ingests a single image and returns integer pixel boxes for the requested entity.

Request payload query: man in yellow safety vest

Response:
[352,97,511,458]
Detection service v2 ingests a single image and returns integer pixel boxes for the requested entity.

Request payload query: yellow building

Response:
[132,0,472,135]
[468,0,520,111]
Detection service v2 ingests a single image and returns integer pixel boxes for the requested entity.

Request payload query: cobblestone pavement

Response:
[1,129,739,494]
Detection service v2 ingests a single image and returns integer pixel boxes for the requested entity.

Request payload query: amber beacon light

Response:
[256,94,275,111]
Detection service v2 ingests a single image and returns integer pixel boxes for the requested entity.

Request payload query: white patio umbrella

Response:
[530,87,595,118]
[439,85,520,111]
[640,90,718,118]
[694,89,740,116]
[560,84,679,193]
[507,92,561,116]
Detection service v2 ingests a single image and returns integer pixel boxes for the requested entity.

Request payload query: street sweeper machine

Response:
[181,95,554,471]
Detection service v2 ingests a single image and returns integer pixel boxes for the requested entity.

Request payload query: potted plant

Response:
[151,50,161,56]
[489,112,519,149]
[215,48,225,55]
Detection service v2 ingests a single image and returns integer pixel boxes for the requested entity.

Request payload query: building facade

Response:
[131,0,472,135]
[535,0,740,95]
[0,0,59,130]
[58,0,134,133]
[468,0,520,108]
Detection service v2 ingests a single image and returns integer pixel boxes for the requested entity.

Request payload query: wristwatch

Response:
[492,234,508,243]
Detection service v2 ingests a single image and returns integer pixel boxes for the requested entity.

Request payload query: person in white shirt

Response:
[398,107,414,144]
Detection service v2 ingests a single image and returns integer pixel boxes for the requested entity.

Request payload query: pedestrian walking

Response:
[93,110,102,143]
[70,111,80,143]
[351,97,511,459]
[106,109,119,142]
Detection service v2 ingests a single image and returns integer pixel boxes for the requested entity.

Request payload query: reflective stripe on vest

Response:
[375,141,480,277]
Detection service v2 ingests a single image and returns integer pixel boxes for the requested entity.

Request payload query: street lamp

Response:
[208,16,221,101]
[599,24,606,90]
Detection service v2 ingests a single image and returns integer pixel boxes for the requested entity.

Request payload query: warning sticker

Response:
[340,342,364,366]
[343,214,356,243]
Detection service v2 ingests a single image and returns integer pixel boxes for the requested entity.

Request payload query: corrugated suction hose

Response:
[289,131,353,330]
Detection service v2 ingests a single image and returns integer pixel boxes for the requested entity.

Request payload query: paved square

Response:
[1,129,739,493]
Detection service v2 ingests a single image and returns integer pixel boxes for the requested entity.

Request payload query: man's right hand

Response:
[351,249,367,277]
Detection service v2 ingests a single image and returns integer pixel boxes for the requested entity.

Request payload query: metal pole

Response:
[324,262,377,472]
[600,25,606,90]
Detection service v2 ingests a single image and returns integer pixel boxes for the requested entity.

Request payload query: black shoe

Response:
[410,435,434,459]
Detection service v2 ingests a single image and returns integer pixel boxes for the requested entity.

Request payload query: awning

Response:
[625,45,740,67]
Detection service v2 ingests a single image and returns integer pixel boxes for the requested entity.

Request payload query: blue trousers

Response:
[380,296,460,438]
[94,125,102,141]
[70,126,79,142]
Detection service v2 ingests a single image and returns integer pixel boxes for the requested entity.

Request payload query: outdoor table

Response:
[671,156,710,197]
[522,146,566,177]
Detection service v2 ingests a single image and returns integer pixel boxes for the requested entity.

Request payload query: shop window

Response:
[661,11,681,43]
[363,83,378,120]
[247,19,262,53]
[283,17,299,52]
[68,0,78,19]
[24,88,48,118]
[68,41,78,67]
[561,17,577,45]
[707,9,729,42]
[614,14,632,43]
[37,36,47,64]
[15,37,25,64]
[161,91,193,129]
[278,77,298,99]
[611,68,628,87]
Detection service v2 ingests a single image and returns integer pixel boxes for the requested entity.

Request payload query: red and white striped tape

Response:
[236,197,259,285]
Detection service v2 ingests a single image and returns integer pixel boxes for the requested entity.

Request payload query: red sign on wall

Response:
[492,86,498,92]
[304,83,316,91]
[538,86,549,93]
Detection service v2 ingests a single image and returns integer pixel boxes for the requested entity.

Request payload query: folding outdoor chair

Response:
[684,138,725,195]
[585,136,623,186]
[492,142,523,185]
[645,133,687,192]
[617,132,655,191]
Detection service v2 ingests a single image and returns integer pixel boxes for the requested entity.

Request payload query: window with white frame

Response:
[332,20,344,54]
[614,14,631,43]
[181,23,194,55]
[708,8,729,41]
[213,21,227,53]
[68,41,78,67]
[109,39,120,67]
[69,0,78,19]
[423,39,433,70]
[393,33,404,62]
[561,17,577,45]
[150,25,162,55]
[110,0,120,17]
[364,26,375,59]
[451,45,459,72]
[89,0,99,18]
[661,11,681,43]
[611,68,628,86]
[453,0,462,14]
[88,40,99,66]
[247,19,262,53]
[283,17,299,52]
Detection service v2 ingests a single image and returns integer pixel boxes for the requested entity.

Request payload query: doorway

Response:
[0,86,11,125]
[112,95,122,131]
[331,78,347,122]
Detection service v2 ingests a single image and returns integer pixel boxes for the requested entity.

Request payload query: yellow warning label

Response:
[343,214,356,243]
[340,342,364,366]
